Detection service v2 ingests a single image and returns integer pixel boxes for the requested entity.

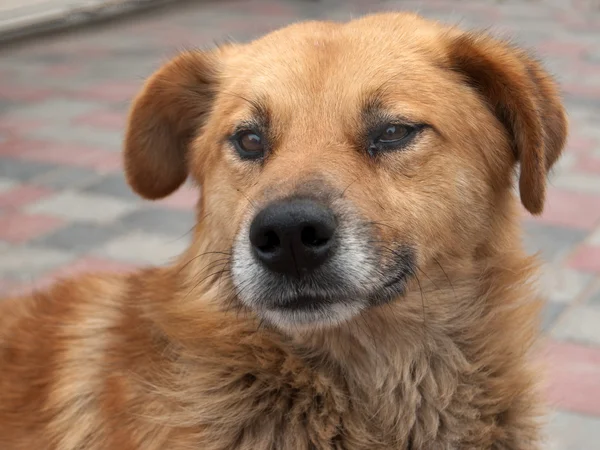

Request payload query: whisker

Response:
[340,176,360,199]
[359,310,378,354]
[413,274,428,338]
[236,188,259,211]
[184,265,231,300]
[433,256,457,301]
[176,251,232,275]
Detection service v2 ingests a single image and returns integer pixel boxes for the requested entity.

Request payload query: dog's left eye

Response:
[379,124,412,143]
[232,130,265,160]
[369,123,422,155]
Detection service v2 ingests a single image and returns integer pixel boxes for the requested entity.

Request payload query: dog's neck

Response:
[154,239,537,377]
[138,240,540,446]
[154,198,535,378]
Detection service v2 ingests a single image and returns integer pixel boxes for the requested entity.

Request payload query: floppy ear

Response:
[446,32,568,214]
[124,50,219,199]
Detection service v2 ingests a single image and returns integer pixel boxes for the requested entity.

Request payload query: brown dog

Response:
[0,12,567,450]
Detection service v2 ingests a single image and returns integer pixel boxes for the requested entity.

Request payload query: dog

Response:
[0,12,567,450]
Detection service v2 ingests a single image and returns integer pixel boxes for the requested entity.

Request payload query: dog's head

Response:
[124,13,566,329]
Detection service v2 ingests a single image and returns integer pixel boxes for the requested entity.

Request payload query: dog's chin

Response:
[258,297,367,330]
[242,280,408,331]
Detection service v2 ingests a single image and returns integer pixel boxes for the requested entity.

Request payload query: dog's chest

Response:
[168,352,476,450]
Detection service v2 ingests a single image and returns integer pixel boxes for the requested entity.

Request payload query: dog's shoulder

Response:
[0,273,135,449]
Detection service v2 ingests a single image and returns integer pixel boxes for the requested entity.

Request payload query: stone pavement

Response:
[0,0,599,447]
[0,0,182,43]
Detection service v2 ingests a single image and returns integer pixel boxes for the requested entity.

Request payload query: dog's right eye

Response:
[231,130,265,160]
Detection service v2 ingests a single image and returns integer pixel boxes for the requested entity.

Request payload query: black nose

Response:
[249,199,337,276]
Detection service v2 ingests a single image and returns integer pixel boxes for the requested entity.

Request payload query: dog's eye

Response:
[232,130,265,159]
[368,123,423,156]
[379,124,412,143]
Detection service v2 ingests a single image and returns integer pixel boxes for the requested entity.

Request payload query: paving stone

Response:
[32,166,103,190]
[589,227,600,245]
[13,141,120,168]
[0,158,58,181]
[156,184,200,211]
[73,81,142,103]
[575,155,600,175]
[0,245,75,282]
[547,411,600,450]
[8,99,101,122]
[32,222,124,254]
[74,109,127,129]
[26,124,124,150]
[0,0,599,441]
[95,231,190,265]
[0,184,54,210]
[546,339,600,416]
[116,207,196,236]
[0,177,16,192]
[0,84,53,102]
[568,245,600,274]
[39,256,138,284]
[587,283,600,305]
[549,151,577,175]
[523,222,588,262]
[552,305,600,346]
[551,172,600,194]
[531,187,600,230]
[539,266,594,304]
[0,211,65,243]
[542,301,568,331]
[83,173,141,202]
[25,191,138,223]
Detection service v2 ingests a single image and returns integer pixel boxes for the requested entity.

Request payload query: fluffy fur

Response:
[0,12,567,450]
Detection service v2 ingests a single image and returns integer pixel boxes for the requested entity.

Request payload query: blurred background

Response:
[0,0,599,448]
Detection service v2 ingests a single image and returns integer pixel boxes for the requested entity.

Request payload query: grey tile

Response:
[25,191,138,223]
[552,305,600,346]
[0,177,16,192]
[0,158,58,181]
[0,245,75,282]
[523,222,588,263]
[8,99,100,122]
[117,208,196,236]
[541,301,567,332]
[564,95,600,112]
[95,231,189,265]
[0,98,18,115]
[32,222,123,254]
[26,125,124,150]
[18,53,69,64]
[83,173,140,202]
[551,172,600,194]
[547,411,600,450]
[539,265,594,304]
[586,284,600,306]
[33,166,103,190]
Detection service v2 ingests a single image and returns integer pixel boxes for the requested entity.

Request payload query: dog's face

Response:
[124,14,566,329]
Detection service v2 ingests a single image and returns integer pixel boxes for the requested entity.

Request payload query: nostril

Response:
[301,225,330,248]
[257,230,280,253]
[249,199,337,275]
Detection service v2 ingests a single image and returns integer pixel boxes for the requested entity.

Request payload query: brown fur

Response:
[0,13,567,449]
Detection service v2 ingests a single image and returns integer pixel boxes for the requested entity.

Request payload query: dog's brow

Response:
[361,87,386,114]
[250,99,270,127]
[221,90,270,124]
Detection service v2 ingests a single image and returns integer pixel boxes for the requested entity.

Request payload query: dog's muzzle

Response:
[249,198,338,279]
[231,194,414,327]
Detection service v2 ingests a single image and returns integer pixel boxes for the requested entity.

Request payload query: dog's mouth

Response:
[266,272,410,311]
[230,196,416,328]
[271,295,337,311]
[241,264,413,328]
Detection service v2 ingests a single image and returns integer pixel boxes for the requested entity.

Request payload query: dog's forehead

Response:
[223,14,449,109]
